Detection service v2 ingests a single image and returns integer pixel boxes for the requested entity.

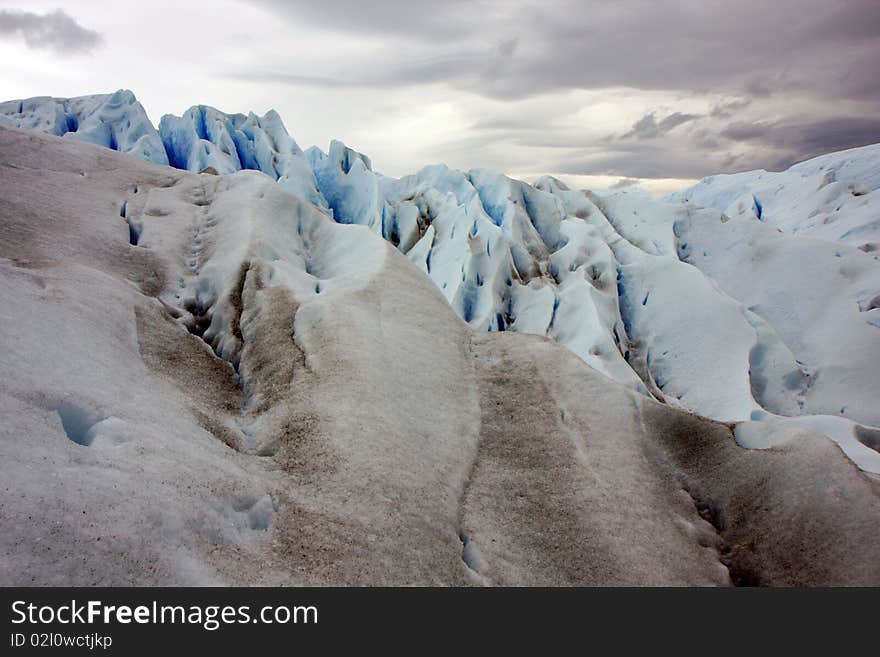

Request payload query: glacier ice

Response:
[0,90,168,165]
[4,88,879,474]
[665,144,880,249]
[159,105,325,208]
[1,123,879,585]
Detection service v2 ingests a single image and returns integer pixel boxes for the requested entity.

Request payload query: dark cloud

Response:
[232,51,488,91]
[709,98,752,119]
[610,178,640,189]
[246,0,880,104]
[721,121,771,141]
[622,111,702,139]
[555,143,718,180]
[0,9,101,54]
[659,113,702,131]
[250,0,470,39]
[497,38,518,58]
[742,78,776,99]
[236,1,880,182]
[721,116,880,167]
[550,113,880,181]
[691,129,721,150]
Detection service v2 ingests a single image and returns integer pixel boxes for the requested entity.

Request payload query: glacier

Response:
[159,105,325,208]
[665,144,880,249]
[1,91,879,585]
[0,89,168,165]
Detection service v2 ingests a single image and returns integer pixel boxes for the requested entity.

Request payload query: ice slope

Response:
[674,211,880,422]
[0,90,168,165]
[2,126,879,586]
[658,152,880,469]
[3,91,879,475]
[665,144,880,250]
[0,126,478,584]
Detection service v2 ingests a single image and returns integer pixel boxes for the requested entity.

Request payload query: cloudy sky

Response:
[1,0,878,193]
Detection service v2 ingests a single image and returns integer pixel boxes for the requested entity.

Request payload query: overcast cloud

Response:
[0,0,877,193]
[0,9,101,53]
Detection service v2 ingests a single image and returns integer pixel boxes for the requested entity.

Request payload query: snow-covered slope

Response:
[2,126,878,585]
[660,146,880,466]
[665,144,880,249]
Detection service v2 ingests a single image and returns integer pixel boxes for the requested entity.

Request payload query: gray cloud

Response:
[0,9,101,54]
[610,178,640,189]
[709,98,752,119]
[691,129,722,151]
[547,113,880,181]
[622,111,702,139]
[555,143,718,180]
[233,0,880,182]
[497,38,518,58]
[246,0,880,104]
[721,121,772,141]
[250,0,470,39]
[721,116,880,168]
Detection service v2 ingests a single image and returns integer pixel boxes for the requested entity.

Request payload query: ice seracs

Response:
[307,140,381,226]
[159,105,325,208]
[0,90,168,165]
